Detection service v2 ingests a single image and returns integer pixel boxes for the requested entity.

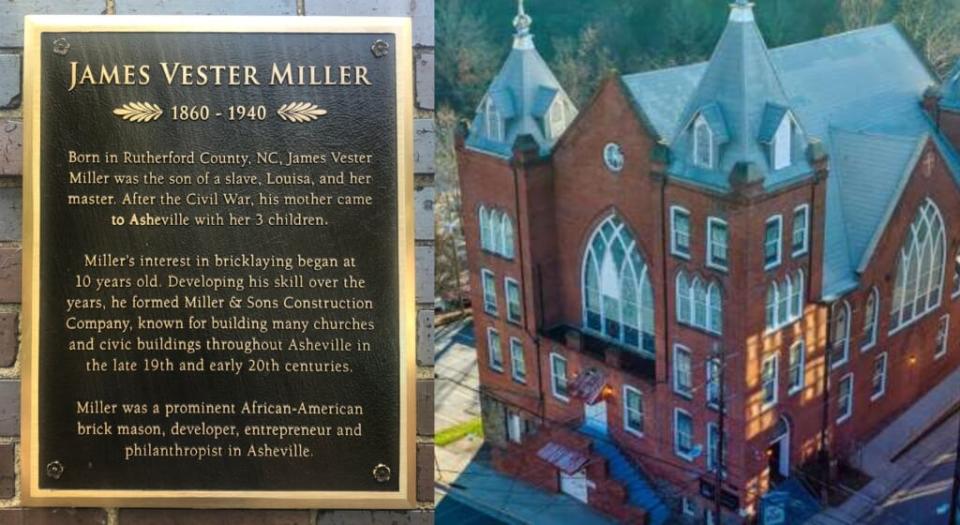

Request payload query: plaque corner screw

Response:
[45,460,64,480]
[52,38,70,56]
[371,39,389,58]
[372,463,391,483]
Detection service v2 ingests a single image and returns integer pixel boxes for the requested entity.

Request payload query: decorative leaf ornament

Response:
[112,102,163,123]
[277,102,328,123]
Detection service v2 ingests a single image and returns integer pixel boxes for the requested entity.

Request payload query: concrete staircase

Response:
[581,425,671,525]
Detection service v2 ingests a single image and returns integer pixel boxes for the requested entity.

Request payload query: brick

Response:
[414,244,433,304]
[115,0,296,15]
[0,313,17,368]
[315,510,429,525]
[0,54,20,109]
[0,121,22,177]
[0,0,105,48]
[416,378,433,436]
[416,308,434,366]
[416,442,434,503]
[0,508,106,525]
[414,49,434,111]
[304,0,434,47]
[0,442,13,498]
[0,247,21,303]
[414,184,434,241]
[0,380,19,436]
[414,119,435,174]
[0,188,23,241]
[118,509,310,525]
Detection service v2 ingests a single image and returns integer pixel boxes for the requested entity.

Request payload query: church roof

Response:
[465,1,576,158]
[622,23,953,299]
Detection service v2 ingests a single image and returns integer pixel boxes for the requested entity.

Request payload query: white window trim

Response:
[761,354,779,411]
[481,268,497,316]
[673,408,696,462]
[936,314,950,359]
[837,373,854,424]
[706,422,727,477]
[706,358,721,410]
[507,411,522,444]
[487,327,503,373]
[622,385,644,438]
[870,352,888,402]
[693,115,714,169]
[670,206,692,259]
[706,217,729,272]
[830,301,851,370]
[888,199,946,335]
[509,337,526,384]
[549,352,569,402]
[764,215,783,270]
[673,345,694,399]
[772,115,793,171]
[788,341,805,396]
[861,287,879,352]
[682,497,697,517]
[546,96,566,140]
[792,204,810,257]
[504,277,522,324]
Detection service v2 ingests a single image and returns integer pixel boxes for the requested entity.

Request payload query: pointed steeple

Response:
[465,0,578,158]
[669,0,810,186]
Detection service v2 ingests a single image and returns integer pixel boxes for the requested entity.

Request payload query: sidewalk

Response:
[807,367,960,525]
[435,445,618,525]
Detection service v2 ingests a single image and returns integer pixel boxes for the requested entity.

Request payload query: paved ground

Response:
[866,413,959,525]
[436,492,510,525]
[434,317,482,431]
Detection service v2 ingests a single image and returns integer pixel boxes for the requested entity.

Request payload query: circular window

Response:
[603,143,624,172]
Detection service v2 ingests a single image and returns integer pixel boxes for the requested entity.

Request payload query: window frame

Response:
[549,352,569,402]
[889,199,946,333]
[670,206,692,259]
[837,373,854,423]
[506,411,522,444]
[792,204,810,257]
[764,215,783,270]
[673,345,694,399]
[706,358,721,410]
[673,408,695,461]
[509,337,526,384]
[936,314,950,360]
[603,142,625,173]
[761,354,779,411]
[481,268,498,316]
[830,301,851,369]
[504,277,522,325]
[487,327,503,372]
[772,115,793,171]
[788,341,805,395]
[706,217,729,272]
[484,96,504,141]
[623,385,645,437]
[706,422,727,477]
[693,114,714,169]
[870,352,888,402]
[862,287,879,351]
[546,96,567,140]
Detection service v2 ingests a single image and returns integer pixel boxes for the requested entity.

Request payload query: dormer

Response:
[531,87,573,141]
[688,103,729,170]
[758,104,800,171]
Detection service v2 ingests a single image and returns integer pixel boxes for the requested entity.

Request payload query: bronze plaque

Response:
[21,16,415,508]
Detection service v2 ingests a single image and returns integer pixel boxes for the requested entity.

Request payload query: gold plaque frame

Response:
[21,15,416,509]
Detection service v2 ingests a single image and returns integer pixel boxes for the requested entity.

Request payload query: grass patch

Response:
[436,418,483,447]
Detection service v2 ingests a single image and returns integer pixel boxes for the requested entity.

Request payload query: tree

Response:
[434,107,467,309]
[896,0,960,75]
[436,0,502,116]
[551,25,615,106]
[839,0,886,30]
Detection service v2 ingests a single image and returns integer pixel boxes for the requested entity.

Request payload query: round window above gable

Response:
[603,143,624,172]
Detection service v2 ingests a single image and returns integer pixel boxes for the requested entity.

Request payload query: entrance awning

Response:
[569,368,607,405]
[537,442,588,475]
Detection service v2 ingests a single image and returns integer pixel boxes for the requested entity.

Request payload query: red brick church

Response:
[455,0,960,523]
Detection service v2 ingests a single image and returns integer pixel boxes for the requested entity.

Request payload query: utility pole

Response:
[819,301,836,506]
[714,342,726,524]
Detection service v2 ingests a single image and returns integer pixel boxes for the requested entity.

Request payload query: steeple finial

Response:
[513,0,534,49]
[729,0,755,22]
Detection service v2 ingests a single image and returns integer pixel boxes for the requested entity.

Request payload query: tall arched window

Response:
[503,217,515,259]
[707,283,722,334]
[675,271,722,335]
[693,115,713,168]
[490,212,503,254]
[483,97,503,141]
[830,300,851,368]
[478,206,490,251]
[676,272,691,325]
[863,287,879,349]
[891,199,946,331]
[582,215,655,353]
[692,278,707,328]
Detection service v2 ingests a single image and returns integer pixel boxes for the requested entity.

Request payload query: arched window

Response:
[776,280,789,326]
[676,272,691,324]
[707,283,722,334]
[582,215,655,353]
[483,97,503,141]
[478,206,490,251]
[863,287,879,349]
[692,278,707,328]
[790,270,804,318]
[766,272,804,332]
[830,301,851,368]
[693,115,713,168]
[891,199,946,331]
[766,284,777,330]
[490,212,503,254]
[503,216,515,259]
